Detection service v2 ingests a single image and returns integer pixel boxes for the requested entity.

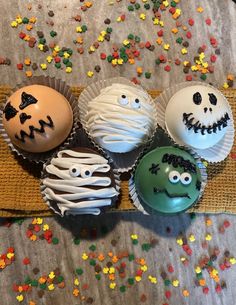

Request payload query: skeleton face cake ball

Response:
[134,147,202,213]
[85,83,156,153]
[165,85,231,150]
[2,85,73,153]
[41,148,119,216]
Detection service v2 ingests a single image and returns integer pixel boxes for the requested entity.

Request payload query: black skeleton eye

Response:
[208,93,217,106]
[3,102,18,121]
[149,163,160,175]
[19,92,38,110]
[193,92,202,105]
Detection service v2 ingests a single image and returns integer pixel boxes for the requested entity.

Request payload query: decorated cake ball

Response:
[41,148,119,216]
[165,85,231,150]
[2,85,73,153]
[134,147,203,214]
[85,83,156,153]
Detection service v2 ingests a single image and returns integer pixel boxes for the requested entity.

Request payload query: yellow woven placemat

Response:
[0,86,235,217]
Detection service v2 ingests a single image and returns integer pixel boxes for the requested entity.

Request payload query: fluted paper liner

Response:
[0,76,79,163]
[78,77,158,172]
[40,146,121,217]
[154,81,235,163]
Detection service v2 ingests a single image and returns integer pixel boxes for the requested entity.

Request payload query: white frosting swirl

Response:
[85,83,155,153]
[42,149,118,216]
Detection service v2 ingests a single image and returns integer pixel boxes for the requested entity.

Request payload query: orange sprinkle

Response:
[112,256,118,263]
[73,288,80,297]
[26,24,33,31]
[227,74,234,81]
[25,71,33,78]
[156,38,163,45]
[29,17,37,23]
[98,254,105,261]
[109,274,115,281]
[108,252,113,258]
[199,279,206,286]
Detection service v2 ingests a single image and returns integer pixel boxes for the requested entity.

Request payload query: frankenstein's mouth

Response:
[15,116,54,143]
[183,112,230,135]
[153,187,190,199]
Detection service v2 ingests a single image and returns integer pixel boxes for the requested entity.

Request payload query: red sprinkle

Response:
[165,290,171,299]
[203,287,209,294]
[145,41,151,49]
[175,58,181,65]
[100,53,107,60]
[186,75,192,81]
[19,32,26,39]
[215,284,222,294]
[17,63,23,70]
[188,18,194,26]
[205,18,212,26]
[23,257,30,265]
[186,31,192,39]
[223,220,231,228]
[157,30,164,37]
[164,65,171,72]
[167,265,174,273]
[210,55,217,63]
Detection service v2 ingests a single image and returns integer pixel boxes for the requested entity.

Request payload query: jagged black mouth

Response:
[15,115,54,143]
[183,112,230,135]
[153,187,190,199]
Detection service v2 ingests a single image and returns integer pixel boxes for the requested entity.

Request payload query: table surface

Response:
[1,1,236,305]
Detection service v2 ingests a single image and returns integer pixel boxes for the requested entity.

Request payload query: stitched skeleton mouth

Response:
[153,187,190,199]
[183,112,230,135]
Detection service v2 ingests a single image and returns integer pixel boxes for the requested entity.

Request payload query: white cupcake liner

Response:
[0,76,79,163]
[40,146,121,217]
[154,81,235,163]
[78,77,158,173]
[129,144,208,215]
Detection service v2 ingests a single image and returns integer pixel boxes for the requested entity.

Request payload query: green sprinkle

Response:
[196,272,203,279]
[145,72,151,79]
[155,59,161,65]
[132,239,139,245]
[164,279,171,286]
[90,259,96,266]
[66,61,72,67]
[144,3,150,9]
[128,278,134,285]
[39,283,47,290]
[135,3,141,9]
[106,27,112,33]
[128,34,134,40]
[121,54,128,62]
[135,36,141,43]
[107,55,113,63]
[176,37,183,44]
[55,63,61,69]
[207,260,213,266]
[39,38,46,45]
[50,31,57,37]
[22,17,29,24]
[59,50,64,57]
[89,244,96,252]
[63,58,69,65]
[67,49,73,55]
[120,285,126,293]
[200,74,207,81]
[81,25,87,32]
[24,276,32,285]
[128,254,135,261]
[153,2,160,10]
[119,47,126,53]
[142,243,151,252]
[57,275,64,283]
[31,280,38,287]
[13,218,25,225]
[171,1,177,7]
[128,5,134,11]
[95,274,101,280]
[52,237,59,244]
[76,268,83,275]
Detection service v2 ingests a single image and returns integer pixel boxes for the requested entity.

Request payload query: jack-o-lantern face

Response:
[2,85,73,153]
[165,85,231,150]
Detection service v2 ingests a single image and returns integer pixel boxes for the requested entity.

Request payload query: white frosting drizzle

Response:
[85,83,156,153]
[42,149,118,216]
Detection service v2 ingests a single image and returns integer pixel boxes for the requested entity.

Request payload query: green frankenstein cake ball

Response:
[134,147,202,213]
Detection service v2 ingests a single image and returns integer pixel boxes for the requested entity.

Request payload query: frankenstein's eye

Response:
[208,93,217,106]
[193,92,202,105]
[81,167,92,178]
[169,171,180,183]
[149,163,160,175]
[69,165,81,177]
[131,98,141,109]
[180,172,192,185]
[118,94,129,106]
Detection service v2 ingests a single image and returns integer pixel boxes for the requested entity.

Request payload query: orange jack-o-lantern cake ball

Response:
[2,85,73,153]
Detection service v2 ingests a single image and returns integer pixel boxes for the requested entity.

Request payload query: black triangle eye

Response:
[3,102,18,121]
[208,93,217,106]
[193,92,202,105]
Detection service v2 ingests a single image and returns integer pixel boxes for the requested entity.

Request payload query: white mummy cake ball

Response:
[41,148,119,216]
[85,83,156,153]
[165,85,231,150]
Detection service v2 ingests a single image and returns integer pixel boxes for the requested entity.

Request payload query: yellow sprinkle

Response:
[98,35,104,42]
[153,18,159,25]
[54,45,61,52]
[191,65,198,71]
[16,295,24,302]
[109,282,116,289]
[123,39,130,46]
[148,276,157,284]
[180,256,186,262]
[48,272,55,279]
[131,234,138,240]
[74,278,80,286]
[211,269,218,276]
[48,284,55,291]
[199,52,205,60]
[111,59,117,66]
[230,257,236,264]
[87,71,94,77]
[63,52,70,58]
[7,252,14,259]
[43,224,50,231]
[159,21,164,27]
[205,233,212,241]
[89,46,95,52]
[140,13,146,20]
[176,238,183,246]
[76,26,82,33]
[202,62,209,68]
[46,56,53,63]
[188,234,195,242]
[135,276,142,282]
[203,161,208,167]
[116,16,121,22]
[16,17,22,24]
[100,30,107,37]
[172,279,179,287]
[175,8,181,15]
[66,67,72,73]
[38,44,44,51]
[11,21,18,27]
[82,253,88,260]
[163,0,169,7]
[163,44,170,50]
[40,63,47,70]
[195,266,202,274]
[197,6,204,13]
[141,265,148,272]
[117,58,123,65]
[181,48,188,55]
[223,82,229,89]
[109,267,115,274]
[103,267,109,274]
